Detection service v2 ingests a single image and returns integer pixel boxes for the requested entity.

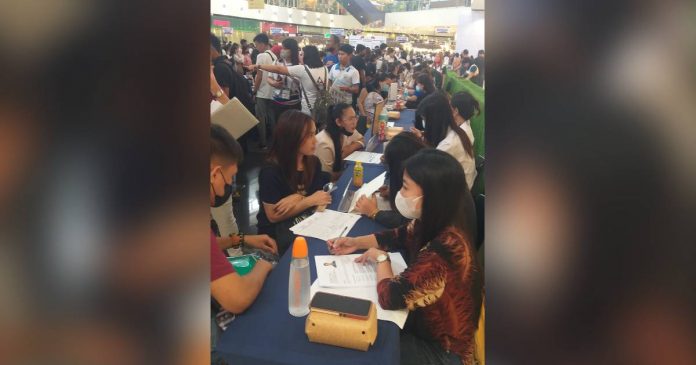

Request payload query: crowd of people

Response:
[209,31,484,365]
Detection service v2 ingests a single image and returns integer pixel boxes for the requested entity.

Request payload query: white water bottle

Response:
[288,236,311,317]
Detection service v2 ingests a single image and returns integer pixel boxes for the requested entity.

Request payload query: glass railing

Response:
[263,0,347,15]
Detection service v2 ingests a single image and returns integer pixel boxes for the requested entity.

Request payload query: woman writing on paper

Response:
[354,132,426,228]
[257,110,332,255]
[314,103,365,180]
[328,149,482,365]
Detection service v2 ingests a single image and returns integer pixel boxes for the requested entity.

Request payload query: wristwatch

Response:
[212,89,223,99]
[376,253,390,264]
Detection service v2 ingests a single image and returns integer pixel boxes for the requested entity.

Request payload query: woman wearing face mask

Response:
[315,103,365,179]
[257,110,332,255]
[354,132,426,228]
[328,149,482,365]
[267,38,302,124]
[405,73,435,109]
[358,73,392,124]
[415,92,477,190]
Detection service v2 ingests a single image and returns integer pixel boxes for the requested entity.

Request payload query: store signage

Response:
[223,27,234,34]
[324,33,331,38]
[396,35,408,43]
[270,27,283,35]
[213,19,230,27]
[329,28,345,36]
[435,27,449,34]
[248,0,265,9]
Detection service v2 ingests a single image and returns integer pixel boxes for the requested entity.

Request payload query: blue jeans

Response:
[400,332,462,365]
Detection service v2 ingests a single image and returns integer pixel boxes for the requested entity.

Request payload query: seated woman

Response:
[450,91,480,153]
[414,92,477,190]
[328,149,483,365]
[355,132,426,228]
[314,103,365,180]
[257,110,332,255]
[357,74,392,124]
[405,73,436,109]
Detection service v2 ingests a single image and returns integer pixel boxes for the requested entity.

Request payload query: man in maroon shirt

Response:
[210,124,274,313]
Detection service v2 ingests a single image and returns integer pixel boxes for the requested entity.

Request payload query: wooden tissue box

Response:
[305,302,378,351]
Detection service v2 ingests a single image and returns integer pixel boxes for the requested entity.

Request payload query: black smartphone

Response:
[310,292,372,320]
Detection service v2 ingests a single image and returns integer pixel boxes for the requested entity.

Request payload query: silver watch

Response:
[376,253,390,264]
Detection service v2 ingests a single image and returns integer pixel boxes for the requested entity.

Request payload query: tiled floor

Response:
[231,143,266,235]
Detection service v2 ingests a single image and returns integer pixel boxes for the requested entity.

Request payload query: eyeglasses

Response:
[343,116,358,121]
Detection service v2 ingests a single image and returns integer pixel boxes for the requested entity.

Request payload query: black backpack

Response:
[301,65,332,127]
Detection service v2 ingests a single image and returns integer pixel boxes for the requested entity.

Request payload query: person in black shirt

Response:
[351,44,368,108]
[210,34,254,113]
[257,110,331,255]
[472,50,485,87]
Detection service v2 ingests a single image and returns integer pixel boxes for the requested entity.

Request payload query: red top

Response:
[376,220,483,360]
[211,232,234,281]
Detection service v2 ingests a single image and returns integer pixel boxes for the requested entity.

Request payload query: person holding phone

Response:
[327,149,483,365]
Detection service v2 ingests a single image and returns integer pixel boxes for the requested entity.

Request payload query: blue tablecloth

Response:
[364,109,416,153]
[216,161,398,365]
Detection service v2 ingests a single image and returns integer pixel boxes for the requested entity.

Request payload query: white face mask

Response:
[395,190,423,219]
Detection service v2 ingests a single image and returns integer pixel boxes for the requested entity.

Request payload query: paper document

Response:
[289,209,361,241]
[348,172,389,213]
[211,97,259,139]
[314,252,407,288]
[344,151,383,164]
[310,280,409,329]
[210,100,223,114]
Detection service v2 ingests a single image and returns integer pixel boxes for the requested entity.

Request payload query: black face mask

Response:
[340,127,353,136]
[211,170,234,207]
[326,47,335,53]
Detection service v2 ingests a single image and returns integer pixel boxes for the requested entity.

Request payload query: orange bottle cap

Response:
[292,236,308,258]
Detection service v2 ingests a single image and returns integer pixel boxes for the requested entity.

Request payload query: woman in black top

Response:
[355,132,427,228]
[257,110,332,255]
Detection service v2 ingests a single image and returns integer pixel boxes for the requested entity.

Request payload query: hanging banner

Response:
[222,27,234,35]
[329,28,345,36]
[248,0,265,9]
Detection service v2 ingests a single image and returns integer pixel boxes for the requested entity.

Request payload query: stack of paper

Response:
[311,253,409,328]
[347,172,392,213]
[289,209,361,241]
[344,151,383,164]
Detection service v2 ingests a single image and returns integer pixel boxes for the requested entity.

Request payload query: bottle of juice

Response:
[353,162,364,188]
[378,107,388,142]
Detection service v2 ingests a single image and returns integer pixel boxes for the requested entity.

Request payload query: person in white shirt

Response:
[315,103,365,180]
[328,44,360,105]
[252,33,278,149]
[246,45,328,116]
[417,92,477,190]
[449,91,480,154]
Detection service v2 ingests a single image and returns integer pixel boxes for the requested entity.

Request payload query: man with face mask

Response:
[210,124,277,315]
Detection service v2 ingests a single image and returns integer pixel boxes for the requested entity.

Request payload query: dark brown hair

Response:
[268,110,318,192]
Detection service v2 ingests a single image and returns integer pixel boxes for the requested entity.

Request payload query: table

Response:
[216,110,417,365]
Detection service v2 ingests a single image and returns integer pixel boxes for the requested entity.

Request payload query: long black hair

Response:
[281,38,300,66]
[268,110,318,190]
[403,149,477,245]
[383,132,427,210]
[417,91,474,157]
[327,103,353,172]
[450,91,481,121]
[415,73,436,94]
[302,45,323,68]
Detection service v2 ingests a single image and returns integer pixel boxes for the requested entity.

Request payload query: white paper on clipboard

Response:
[211,97,259,139]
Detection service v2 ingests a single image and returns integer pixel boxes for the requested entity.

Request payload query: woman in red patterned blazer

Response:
[328,149,483,365]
